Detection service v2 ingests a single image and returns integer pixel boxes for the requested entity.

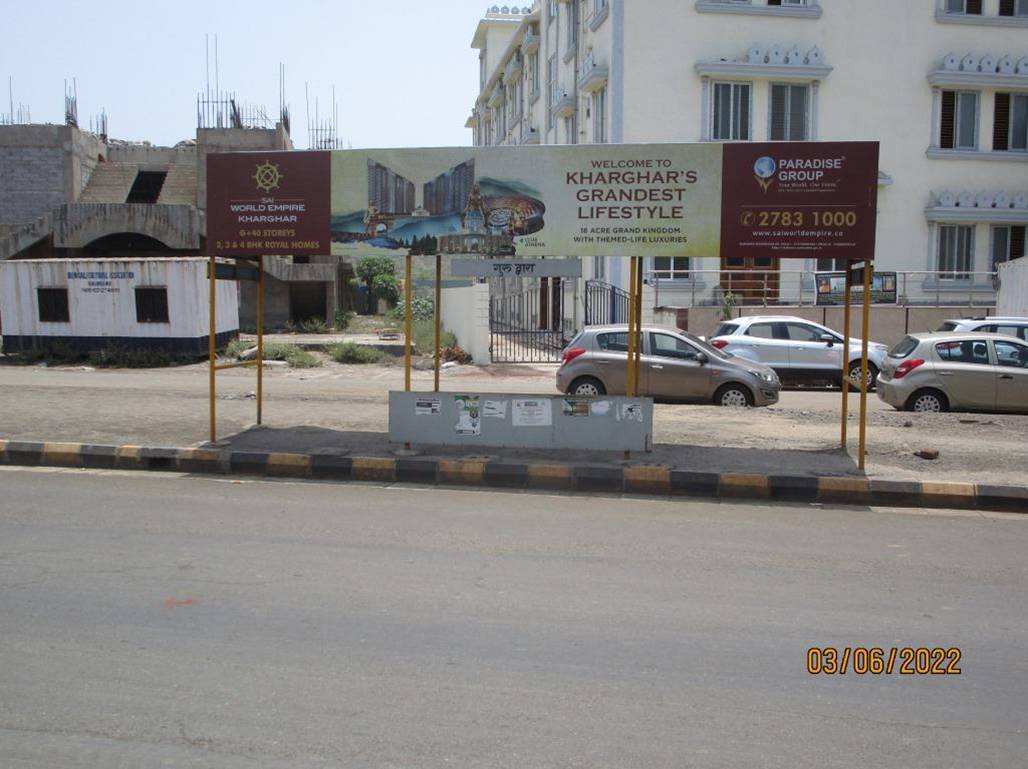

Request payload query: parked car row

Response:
[556,315,1028,413]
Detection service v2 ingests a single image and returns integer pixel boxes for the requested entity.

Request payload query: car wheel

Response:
[715,383,753,408]
[907,389,948,413]
[569,376,606,397]
[847,361,879,391]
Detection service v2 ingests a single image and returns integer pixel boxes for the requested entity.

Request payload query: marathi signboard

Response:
[450,258,582,278]
[207,142,878,261]
[816,271,898,306]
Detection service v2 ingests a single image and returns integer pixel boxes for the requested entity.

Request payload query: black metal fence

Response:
[489,283,570,364]
[584,280,629,326]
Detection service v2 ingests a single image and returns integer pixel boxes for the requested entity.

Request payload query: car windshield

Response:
[712,322,738,338]
[937,322,959,332]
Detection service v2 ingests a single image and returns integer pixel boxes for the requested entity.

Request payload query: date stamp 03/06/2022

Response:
[807,647,962,676]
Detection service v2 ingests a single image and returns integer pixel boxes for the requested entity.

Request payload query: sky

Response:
[1,0,496,149]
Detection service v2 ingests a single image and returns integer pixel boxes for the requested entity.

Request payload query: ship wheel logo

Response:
[252,160,283,193]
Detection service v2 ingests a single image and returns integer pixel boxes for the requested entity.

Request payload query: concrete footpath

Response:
[0,362,1025,512]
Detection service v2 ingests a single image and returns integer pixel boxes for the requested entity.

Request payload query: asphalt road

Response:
[1,467,1026,768]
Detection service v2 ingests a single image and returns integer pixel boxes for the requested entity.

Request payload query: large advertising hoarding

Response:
[207,142,878,261]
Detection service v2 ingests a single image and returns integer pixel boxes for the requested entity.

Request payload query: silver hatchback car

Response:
[877,332,1028,413]
[556,325,781,407]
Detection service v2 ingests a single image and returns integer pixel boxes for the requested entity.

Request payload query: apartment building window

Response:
[944,0,982,13]
[769,84,809,141]
[994,93,1028,151]
[712,82,751,141]
[592,87,607,143]
[565,115,578,144]
[816,257,848,271]
[547,54,558,129]
[566,0,579,51]
[480,53,487,91]
[999,0,1028,15]
[37,288,69,323]
[548,0,558,19]
[653,257,690,280]
[992,225,1026,270]
[769,0,809,5]
[939,91,978,150]
[938,225,974,279]
[135,287,169,324]
[528,52,540,98]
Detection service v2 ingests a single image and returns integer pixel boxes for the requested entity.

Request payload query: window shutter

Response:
[999,0,1015,15]
[940,91,956,149]
[994,93,1011,151]
[1012,226,1027,261]
[770,85,787,140]
[966,0,982,13]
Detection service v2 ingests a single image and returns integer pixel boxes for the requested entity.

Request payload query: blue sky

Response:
[2,0,492,148]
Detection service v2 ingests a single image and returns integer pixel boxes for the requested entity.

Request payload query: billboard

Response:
[815,271,898,306]
[207,142,878,261]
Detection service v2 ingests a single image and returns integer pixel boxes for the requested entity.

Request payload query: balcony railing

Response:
[645,269,999,309]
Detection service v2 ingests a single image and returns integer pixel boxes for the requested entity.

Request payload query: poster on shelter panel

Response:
[329,144,725,260]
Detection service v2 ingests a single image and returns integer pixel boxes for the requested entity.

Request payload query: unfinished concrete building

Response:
[0,105,352,330]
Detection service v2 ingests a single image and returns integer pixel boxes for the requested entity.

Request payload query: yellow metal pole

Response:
[257,256,264,425]
[208,255,217,444]
[626,257,638,397]
[434,254,441,393]
[841,267,851,449]
[634,255,643,389]
[404,252,413,393]
[858,263,873,472]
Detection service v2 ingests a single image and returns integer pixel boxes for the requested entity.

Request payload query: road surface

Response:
[1,467,1026,768]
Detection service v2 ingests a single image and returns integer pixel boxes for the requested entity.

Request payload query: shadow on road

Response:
[208,425,862,477]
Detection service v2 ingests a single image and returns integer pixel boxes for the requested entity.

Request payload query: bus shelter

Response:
[206,141,880,468]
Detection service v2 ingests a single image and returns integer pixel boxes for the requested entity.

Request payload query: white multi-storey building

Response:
[468,0,1028,309]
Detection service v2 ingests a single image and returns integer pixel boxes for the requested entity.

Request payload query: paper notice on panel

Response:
[512,398,552,427]
[483,400,507,419]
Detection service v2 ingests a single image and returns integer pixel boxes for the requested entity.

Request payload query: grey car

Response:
[877,332,1028,413]
[556,325,781,407]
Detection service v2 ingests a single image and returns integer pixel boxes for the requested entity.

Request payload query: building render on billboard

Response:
[467,0,1028,309]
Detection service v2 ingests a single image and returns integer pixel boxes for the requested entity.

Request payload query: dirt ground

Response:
[1,356,1025,485]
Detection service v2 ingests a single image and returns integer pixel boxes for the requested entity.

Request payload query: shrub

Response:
[300,317,328,334]
[386,296,435,323]
[87,346,188,369]
[326,342,385,364]
[225,339,253,359]
[334,310,355,331]
[411,318,456,354]
[442,345,472,365]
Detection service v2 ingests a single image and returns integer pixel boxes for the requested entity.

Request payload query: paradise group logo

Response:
[753,156,777,194]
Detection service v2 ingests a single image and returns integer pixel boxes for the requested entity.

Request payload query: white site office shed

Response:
[0,258,238,354]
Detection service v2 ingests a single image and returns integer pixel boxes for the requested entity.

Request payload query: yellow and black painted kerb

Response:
[0,441,1025,514]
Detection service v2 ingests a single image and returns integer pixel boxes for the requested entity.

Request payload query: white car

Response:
[709,315,889,389]
[937,316,1028,342]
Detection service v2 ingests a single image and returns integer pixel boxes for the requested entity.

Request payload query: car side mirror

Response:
[820,334,835,347]
[696,352,709,365]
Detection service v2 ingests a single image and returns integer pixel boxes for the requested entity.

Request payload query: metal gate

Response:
[489,279,571,363]
[584,279,629,326]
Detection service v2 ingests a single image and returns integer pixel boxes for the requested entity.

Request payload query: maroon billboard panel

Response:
[207,151,331,256]
[720,142,879,262]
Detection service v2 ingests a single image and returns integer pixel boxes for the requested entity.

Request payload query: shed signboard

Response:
[207,142,878,261]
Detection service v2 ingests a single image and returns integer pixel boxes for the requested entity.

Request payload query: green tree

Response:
[355,255,400,312]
